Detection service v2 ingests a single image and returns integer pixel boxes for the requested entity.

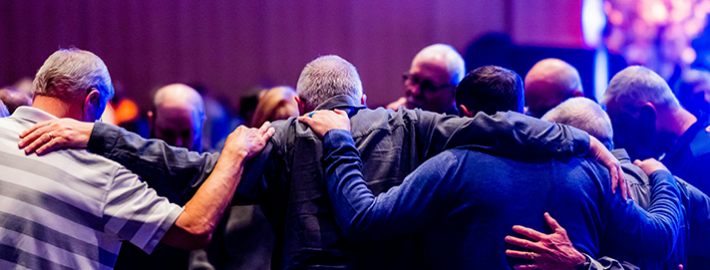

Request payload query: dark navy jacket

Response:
[86,95,591,269]
[663,120,710,196]
[322,129,684,270]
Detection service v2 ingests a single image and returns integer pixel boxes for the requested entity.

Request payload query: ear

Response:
[571,90,584,98]
[295,96,307,116]
[83,89,101,122]
[639,102,658,131]
[459,104,473,117]
[361,94,367,107]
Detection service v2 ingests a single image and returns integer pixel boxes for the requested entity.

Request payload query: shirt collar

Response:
[313,95,367,117]
[11,106,59,124]
[611,148,631,163]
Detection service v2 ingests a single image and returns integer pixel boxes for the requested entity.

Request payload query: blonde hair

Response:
[251,86,299,127]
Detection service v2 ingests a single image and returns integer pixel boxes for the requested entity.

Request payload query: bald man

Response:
[115,83,206,270]
[149,83,206,152]
[387,44,465,114]
[524,58,584,118]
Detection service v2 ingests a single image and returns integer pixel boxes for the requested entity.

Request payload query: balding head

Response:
[149,84,206,151]
[524,59,584,118]
[405,44,465,113]
[0,87,32,114]
[601,66,689,159]
[542,97,613,149]
[296,55,363,114]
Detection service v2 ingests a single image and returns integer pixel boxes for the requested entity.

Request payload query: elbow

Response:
[180,230,213,250]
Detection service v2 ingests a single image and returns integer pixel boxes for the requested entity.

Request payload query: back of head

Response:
[0,86,32,114]
[296,55,363,109]
[33,48,114,116]
[413,44,466,84]
[252,86,299,127]
[524,58,583,117]
[542,97,614,149]
[601,66,679,115]
[455,65,524,115]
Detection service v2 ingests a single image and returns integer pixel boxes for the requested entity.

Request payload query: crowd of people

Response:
[0,43,708,270]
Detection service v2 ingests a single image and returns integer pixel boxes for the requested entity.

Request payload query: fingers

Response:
[609,162,618,194]
[620,171,629,201]
[258,121,271,135]
[514,264,540,270]
[36,137,61,156]
[262,127,276,140]
[543,212,561,231]
[505,236,543,253]
[512,225,545,241]
[18,125,50,149]
[298,115,314,126]
[633,159,641,166]
[505,250,538,259]
[334,109,347,116]
[24,132,53,155]
[19,121,50,139]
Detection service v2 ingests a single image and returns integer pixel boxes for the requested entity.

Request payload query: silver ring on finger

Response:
[529,252,536,259]
[47,132,54,140]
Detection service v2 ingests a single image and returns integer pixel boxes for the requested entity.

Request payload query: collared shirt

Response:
[613,149,652,209]
[85,95,591,269]
[321,129,683,269]
[662,120,710,195]
[0,107,183,270]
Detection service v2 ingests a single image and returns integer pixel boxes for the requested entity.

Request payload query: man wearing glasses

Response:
[387,44,465,114]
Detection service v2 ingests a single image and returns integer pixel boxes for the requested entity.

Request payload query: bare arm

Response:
[160,124,274,249]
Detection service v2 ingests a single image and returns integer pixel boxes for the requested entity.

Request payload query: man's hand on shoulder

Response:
[589,136,629,201]
[633,158,669,176]
[18,118,93,155]
[298,109,350,139]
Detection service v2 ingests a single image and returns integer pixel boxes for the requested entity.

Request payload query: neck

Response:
[32,95,82,120]
[658,107,697,150]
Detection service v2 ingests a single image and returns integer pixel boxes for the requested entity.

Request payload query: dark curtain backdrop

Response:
[0,0,584,110]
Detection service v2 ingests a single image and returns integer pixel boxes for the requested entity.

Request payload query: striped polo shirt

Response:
[0,107,184,270]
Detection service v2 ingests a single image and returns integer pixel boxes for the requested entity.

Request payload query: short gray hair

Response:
[296,55,363,108]
[542,97,614,149]
[33,48,114,111]
[414,44,466,84]
[600,66,679,114]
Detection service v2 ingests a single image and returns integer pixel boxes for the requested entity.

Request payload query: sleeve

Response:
[602,170,684,260]
[579,254,640,270]
[414,110,590,160]
[102,166,184,254]
[322,129,463,242]
[88,122,220,204]
[678,178,710,257]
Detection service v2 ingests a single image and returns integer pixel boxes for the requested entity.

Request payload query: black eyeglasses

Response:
[402,72,454,93]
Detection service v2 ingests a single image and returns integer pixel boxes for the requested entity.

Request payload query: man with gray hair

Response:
[387,44,466,114]
[19,54,622,269]
[1,48,274,269]
[508,97,710,269]
[601,66,710,196]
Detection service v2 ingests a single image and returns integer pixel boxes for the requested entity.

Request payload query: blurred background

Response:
[2,0,710,142]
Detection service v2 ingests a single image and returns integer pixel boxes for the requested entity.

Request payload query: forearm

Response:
[417,110,590,160]
[609,170,683,259]
[323,129,455,241]
[89,121,220,203]
[162,149,247,249]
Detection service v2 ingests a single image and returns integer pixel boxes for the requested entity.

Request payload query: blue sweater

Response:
[323,129,684,269]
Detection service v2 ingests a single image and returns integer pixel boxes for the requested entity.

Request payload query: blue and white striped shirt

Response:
[0,107,184,270]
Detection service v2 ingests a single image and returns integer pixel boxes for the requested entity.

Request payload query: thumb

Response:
[298,116,314,126]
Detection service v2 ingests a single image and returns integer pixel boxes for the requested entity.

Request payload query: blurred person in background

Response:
[114,83,206,270]
[191,83,232,152]
[387,44,465,114]
[524,58,584,118]
[455,65,524,116]
[0,86,32,114]
[675,69,710,123]
[251,86,299,128]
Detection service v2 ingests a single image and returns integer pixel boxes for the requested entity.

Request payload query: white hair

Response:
[33,48,114,111]
[296,55,363,108]
[542,97,614,149]
[414,44,466,84]
[600,66,679,114]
